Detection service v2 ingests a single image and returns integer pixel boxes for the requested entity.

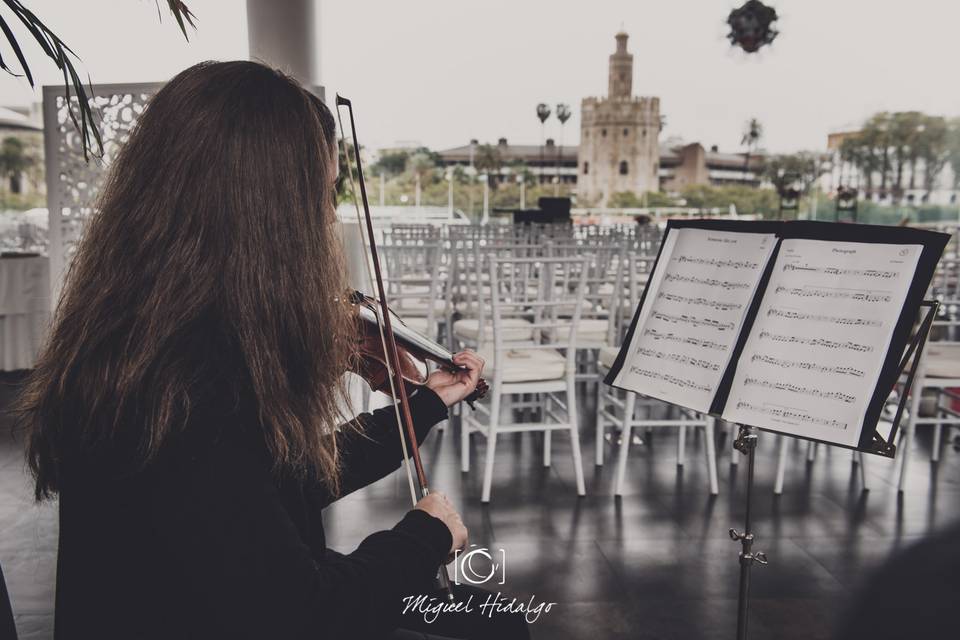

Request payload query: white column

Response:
[246,0,320,89]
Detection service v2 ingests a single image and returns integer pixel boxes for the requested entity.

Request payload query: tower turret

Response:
[608,31,633,99]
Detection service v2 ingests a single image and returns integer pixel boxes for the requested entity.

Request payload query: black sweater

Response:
[53,388,453,640]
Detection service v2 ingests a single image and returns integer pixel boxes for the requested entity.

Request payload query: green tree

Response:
[0,136,34,194]
[371,150,409,177]
[947,118,960,191]
[761,151,829,195]
[407,152,436,185]
[915,115,949,197]
[740,117,763,177]
[607,191,643,208]
[888,111,924,200]
[473,144,503,189]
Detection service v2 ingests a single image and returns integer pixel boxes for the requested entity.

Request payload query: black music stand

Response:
[727,299,939,640]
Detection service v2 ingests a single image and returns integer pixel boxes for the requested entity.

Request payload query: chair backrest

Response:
[488,256,588,376]
[381,243,443,336]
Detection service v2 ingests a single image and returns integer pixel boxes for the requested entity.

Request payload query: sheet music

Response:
[612,228,776,413]
[723,239,922,447]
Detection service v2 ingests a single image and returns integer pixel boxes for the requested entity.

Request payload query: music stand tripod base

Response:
[729,425,767,640]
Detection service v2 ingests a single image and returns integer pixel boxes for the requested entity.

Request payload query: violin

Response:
[349,290,488,407]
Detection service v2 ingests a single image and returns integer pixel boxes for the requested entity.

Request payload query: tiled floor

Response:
[1,372,958,639]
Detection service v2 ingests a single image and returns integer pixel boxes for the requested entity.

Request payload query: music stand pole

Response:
[729,425,767,640]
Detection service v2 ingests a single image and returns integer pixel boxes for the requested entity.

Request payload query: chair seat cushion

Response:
[924,343,960,378]
[399,316,431,335]
[477,348,567,382]
[598,344,621,369]
[552,319,609,344]
[395,299,447,313]
[453,318,534,342]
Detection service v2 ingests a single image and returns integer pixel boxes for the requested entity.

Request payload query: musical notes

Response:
[750,354,865,377]
[676,256,760,270]
[757,331,873,353]
[657,291,743,312]
[742,377,856,404]
[613,227,776,413]
[783,264,898,279]
[773,286,892,303]
[637,347,721,371]
[725,239,922,447]
[651,311,736,331]
[766,307,881,328]
[627,366,713,393]
[643,328,728,352]
[663,273,751,291]
[734,402,848,431]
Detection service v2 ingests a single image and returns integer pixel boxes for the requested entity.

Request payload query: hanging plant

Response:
[0,0,195,159]
[726,0,779,54]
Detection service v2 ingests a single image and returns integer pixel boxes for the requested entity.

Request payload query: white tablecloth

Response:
[0,256,50,371]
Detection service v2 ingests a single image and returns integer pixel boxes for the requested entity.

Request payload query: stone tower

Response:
[578,31,660,207]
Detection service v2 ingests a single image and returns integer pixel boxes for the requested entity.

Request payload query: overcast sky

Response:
[1,0,957,154]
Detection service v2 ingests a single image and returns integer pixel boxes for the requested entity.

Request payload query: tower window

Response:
[619,161,629,175]
[623,128,628,137]
[583,161,589,174]
[601,128,607,137]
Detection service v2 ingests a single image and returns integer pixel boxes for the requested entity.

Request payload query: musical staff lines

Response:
[767,307,881,328]
[742,377,856,404]
[614,227,778,415]
[662,273,751,291]
[627,366,713,393]
[642,328,728,352]
[636,347,721,371]
[657,291,744,312]
[783,264,898,279]
[773,286,892,303]
[675,256,760,270]
[734,401,849,431]
[757,331,873,353]
[749,354,865,377]
[651,311,736,331]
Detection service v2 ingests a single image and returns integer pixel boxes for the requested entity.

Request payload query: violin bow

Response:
[335,95,456,601]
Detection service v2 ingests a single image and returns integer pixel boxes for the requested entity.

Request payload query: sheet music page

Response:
[612,228,776,413]
[723,239,922,447]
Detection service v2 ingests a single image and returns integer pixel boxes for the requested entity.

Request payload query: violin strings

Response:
[335,99,419,508]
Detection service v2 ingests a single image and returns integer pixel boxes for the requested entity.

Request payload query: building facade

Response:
[577,31,660,206]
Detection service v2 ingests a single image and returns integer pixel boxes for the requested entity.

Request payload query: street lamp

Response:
[537,103,551,185]
[555,103,572,195]
[479,173,490,224]
[445,168,454,218]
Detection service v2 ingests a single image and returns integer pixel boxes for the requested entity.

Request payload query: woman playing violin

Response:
[18,61,529,640]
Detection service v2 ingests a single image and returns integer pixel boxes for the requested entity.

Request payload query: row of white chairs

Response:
[376,222,959,500]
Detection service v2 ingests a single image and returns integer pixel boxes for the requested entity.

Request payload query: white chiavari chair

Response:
[896,297,960,491]
[461,255,588,502]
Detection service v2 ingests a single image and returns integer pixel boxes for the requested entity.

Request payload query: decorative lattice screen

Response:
[42,82,163,303]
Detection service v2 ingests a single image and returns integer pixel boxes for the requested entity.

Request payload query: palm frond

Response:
[159,0,197,41]
[1,1,195,161]
[1,0,102,160]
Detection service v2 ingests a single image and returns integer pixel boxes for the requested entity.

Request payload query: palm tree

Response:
[474,144,503,190]
[0,1,195,159]
[741,118,763,181]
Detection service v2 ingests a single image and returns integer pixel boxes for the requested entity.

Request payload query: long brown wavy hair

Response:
[19,60,357,500]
